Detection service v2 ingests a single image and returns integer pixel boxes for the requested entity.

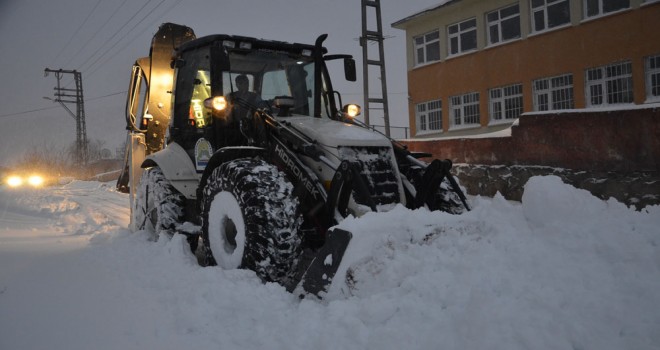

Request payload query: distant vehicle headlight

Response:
[27,175,45,187]
[4,174,48,188]
[7,175,23,188]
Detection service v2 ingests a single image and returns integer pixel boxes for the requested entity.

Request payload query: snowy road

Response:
[0,177,659,350]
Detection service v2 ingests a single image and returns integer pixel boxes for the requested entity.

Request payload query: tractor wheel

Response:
[201,158,302,284]
[133,167,185,239]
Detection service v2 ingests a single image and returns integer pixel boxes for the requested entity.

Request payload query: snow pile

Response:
[1,176,659,350]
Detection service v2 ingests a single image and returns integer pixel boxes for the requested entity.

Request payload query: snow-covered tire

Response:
[201,158,302,283]
[133,167,185,238]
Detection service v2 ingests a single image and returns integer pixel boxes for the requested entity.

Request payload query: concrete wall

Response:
[453,164,660,209]
[401,107,660,172]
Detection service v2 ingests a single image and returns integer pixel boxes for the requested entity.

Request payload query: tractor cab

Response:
[166,35,357,169]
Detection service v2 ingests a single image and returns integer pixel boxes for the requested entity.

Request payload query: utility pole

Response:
[360,0,391,136]
[44,68,88,166]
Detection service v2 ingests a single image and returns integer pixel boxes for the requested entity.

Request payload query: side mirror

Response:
[344,58,356,82]
[324,54,357,82]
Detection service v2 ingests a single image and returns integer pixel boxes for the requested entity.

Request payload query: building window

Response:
[448,18,477,56]
[415,100,442,134]
[414,30,440,66]
[487,4,521,45]
[584,0,630,18]
[646,54,660,102]
[417,104,427,131]
[585,61,633,107]
[490,84,523,123]
[530,0,571,32]
[450,92,480,128]
[533,74,574,110]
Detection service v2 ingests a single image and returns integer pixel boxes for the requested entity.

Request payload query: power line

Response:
[85,0,185,80]
[0,105,60,118]
[0,91,126,119]
[79,0,159,72]
[58,0,183,89]
[82,0,168,75]
[62,0,161,90]
[88,91,126,100]
[61,0,131,69]
[53,0,104,66]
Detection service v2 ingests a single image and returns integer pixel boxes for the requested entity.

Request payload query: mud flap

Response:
[297,228,352,298]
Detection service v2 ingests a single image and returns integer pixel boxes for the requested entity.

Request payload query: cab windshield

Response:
[223,49,331,118]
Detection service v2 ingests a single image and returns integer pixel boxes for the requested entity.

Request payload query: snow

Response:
[1,177,659,350]
[393,0,457,27]
[522,102,660,116]
[404,120,518,141]
[403,103,660,142]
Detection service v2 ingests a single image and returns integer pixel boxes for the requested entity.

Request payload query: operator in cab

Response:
[229,74,263,120]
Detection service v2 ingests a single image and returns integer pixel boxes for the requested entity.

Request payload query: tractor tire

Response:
[133,167,185,239]
[201,158,302,284]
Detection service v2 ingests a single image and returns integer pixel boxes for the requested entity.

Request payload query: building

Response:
[392,0,660,138]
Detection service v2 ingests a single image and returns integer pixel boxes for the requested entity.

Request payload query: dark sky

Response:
[0,0,440,166]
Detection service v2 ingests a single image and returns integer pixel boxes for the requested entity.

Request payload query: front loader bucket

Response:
[296,228,352,298]
[413,159,471,213]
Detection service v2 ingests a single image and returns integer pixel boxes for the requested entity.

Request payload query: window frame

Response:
[449,92,480,129]
[173,46,211,131]
[533,73,575,111]
[583,0,630,19]
[645,54,660,102]
[415,99,443,135]
[413,30,441,67]
[447,18,478,57]
[585,61,634,107]
[530,0,571,34]
[486,4,522,46]
[489,84,523,124]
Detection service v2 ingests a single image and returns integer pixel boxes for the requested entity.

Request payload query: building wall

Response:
[393,0,660,137]
[400,107,660,172]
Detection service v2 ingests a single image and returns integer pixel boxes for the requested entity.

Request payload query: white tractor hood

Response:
[283,116,392,149]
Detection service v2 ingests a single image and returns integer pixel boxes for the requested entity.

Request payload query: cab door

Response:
[169,45,215,172]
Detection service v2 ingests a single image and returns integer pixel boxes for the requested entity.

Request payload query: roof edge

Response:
[391,0,460,28]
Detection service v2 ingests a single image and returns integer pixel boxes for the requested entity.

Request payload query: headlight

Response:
[27,175,45,187]
[204,96,228,111]
[5,174,47,188]
[342,104,361,118]
[6,175,23,188]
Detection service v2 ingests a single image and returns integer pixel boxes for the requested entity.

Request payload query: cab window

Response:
[173,46,211,130]
[190,70,212,128]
